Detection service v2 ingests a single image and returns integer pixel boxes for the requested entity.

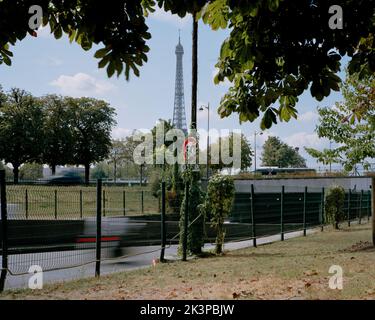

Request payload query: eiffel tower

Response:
[172,33,188,135]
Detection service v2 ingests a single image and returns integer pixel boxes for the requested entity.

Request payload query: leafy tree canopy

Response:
[41,95,75,174]
[199,0,375,128]
[0,88,45,183]
[1,0,374,129]
[306,71,375,172]
[66,97,117,183]
[261,136,307,168]
[210,132,253,172]
[0,0,152,79]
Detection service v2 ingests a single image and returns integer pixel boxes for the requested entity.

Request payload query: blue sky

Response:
[0,8,346,169]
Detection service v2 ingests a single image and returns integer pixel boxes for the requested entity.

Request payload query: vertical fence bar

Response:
[368,190,371,222]
[123,190,126,216]
[182,181,189,261]
[79,190,83,219]
[250,184,256,247]
[95,179,102,277]
[25,189,28,219]
[320,187,325,231]
[141,190,144,214]
[102,190,106,217]
[303,187,307,236]
[359,190,363,224]
[372,177,375,246]
[160,181,166,262]
[348,189,351,227]
[0,170,8,292]
[54,189,57,220]
[280,186,284,241]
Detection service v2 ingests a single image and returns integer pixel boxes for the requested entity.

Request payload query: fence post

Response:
[160,181,166,262]
[123,190,126,216]
[250,184,256,247]
[359,190,363,224]
[372,177,375,246]
[348,189,351,227]
[0,170,8,292]
[54,189,57,220]
[95,179,102,277]
[280,186,284,241]
[102,190,106,217]
[79,190,83,219]
[368,190,371,222]
[182,181,189,261]
[141,190,144,214]
[25,189,28,219]
[320,187,325,232]
[303,187,307,236]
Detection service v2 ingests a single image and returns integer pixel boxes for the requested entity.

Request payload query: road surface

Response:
[2,228,318,291]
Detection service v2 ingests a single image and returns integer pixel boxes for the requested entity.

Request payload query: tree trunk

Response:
[113,161,117,183]
[13,165,19,184]
[372,177,375,246]
[51,164,56,176]
[191,13,198,131]
[84,163,90,185]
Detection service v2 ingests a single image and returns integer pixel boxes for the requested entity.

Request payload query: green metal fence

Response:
[229,186,372,241]
[6,185,160,219]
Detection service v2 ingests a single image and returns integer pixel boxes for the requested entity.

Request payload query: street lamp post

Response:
[199,103,210,180]
[254,131,263,173]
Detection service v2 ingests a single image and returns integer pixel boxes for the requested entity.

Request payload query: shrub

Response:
[325,185,346,229]
[201,174,235,254]
[149,170,161,198]
[19,163,43,180]
[179,169,204,255]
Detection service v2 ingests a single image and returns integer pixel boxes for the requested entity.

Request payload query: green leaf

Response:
[107,61,115,78]
[98,56,110,69]
[94,48,110,59]
[54,26,63,40]
[2,54,11,66]
[68,30,76,43]
[201,0,228,30]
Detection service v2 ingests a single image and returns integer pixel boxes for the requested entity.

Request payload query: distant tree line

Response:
[261,136,307,168]
[0,87,116,184]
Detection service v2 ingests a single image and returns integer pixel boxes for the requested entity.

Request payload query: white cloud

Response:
[112,127,133,140]
[50,73,116,97]
[298,111,319,122]
[149,6,190,27]
[283,132,328,149]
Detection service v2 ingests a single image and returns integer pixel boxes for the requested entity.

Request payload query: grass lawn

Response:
[1,223,375,300]
[6,185,160,218]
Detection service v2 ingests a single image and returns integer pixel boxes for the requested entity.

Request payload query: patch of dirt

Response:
[341,241,375,253]
[44,275,329,300]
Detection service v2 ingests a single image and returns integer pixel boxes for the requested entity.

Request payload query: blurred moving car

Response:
[38,171,83,185]
[75,217,146,258]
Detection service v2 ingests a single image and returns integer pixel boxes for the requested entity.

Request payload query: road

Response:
[2,228,318,291]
